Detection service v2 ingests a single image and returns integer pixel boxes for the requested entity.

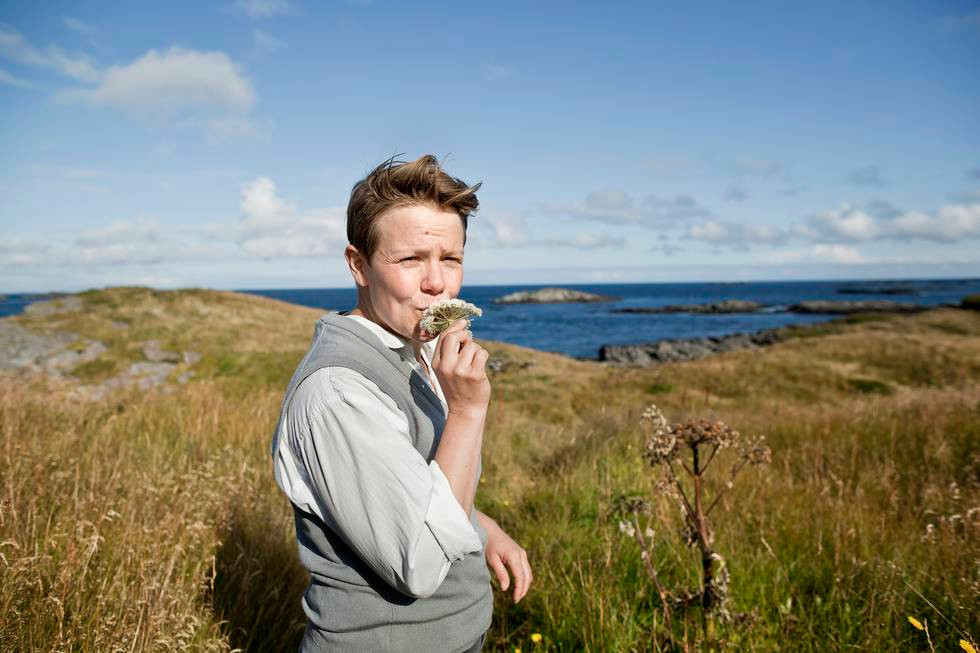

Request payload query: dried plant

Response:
[418,298,483,336]
[617,404,771,643]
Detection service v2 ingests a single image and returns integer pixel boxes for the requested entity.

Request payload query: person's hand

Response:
[431,319,490,419]
[483,518,532,603]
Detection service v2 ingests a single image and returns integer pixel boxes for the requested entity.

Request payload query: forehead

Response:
[374,204,464,249]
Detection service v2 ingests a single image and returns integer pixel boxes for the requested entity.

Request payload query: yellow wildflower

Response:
[907,616,924,631]
[514,649,522,653]
[961,640,977,653]
[531,633,543,644]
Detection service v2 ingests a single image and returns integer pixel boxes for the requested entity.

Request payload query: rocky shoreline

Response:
[613,300,763,314]
[598,326,789,366]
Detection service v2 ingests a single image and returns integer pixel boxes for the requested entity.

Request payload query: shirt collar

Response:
[344,314,438,361]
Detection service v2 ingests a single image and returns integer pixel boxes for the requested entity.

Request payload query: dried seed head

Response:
[740,435,772,465]
[641,404,677,466]
[418,299,483,336]
[612,494,651,516]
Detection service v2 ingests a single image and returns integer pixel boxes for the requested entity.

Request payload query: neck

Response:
[349,303,423,362]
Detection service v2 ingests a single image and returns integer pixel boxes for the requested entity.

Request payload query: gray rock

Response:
[120,361,176,389]
[182,351,201,365]
[614,300,763,314]
[0,320,77,370]
[599,328,785,366]
[141,340,181,363]
[24,296,83,316]
[494,287,615,304]
[486,357,535,373]
[788,300,927,314]
[43,340,107,373]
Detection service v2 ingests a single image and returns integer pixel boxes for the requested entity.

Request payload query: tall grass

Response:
[1,290,977,651]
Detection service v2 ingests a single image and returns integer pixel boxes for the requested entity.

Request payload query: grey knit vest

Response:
[272,314,492,653]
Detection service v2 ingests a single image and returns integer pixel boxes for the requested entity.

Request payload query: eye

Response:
[399,256,420,263]
[443,256,463,264]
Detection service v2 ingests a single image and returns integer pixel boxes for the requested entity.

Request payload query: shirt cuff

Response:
[425,460,483,561]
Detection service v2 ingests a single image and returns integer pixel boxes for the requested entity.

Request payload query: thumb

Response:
[487,554,510,591]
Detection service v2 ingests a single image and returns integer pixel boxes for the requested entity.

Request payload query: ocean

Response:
[239,278,979,359]
[3,279,976,360]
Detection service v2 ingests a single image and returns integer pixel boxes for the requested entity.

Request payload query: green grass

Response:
[845,377,894,395]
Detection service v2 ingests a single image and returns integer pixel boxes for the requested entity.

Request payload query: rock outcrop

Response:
[599,328,785,366]
[494,288,615,304]
[788,300,931,314]
[613,300,763,314]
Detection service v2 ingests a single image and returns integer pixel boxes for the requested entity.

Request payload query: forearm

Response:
[474,508,500,535]
[433,410,486,514]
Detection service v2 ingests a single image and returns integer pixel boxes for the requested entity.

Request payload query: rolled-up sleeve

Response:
[286,367,482,599]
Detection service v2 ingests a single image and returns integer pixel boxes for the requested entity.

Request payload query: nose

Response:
[420,259,445,295]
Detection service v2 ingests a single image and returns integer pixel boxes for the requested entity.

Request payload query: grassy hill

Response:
[1,287,977,651]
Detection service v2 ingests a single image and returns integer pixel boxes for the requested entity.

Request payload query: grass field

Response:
[1,287,977,651]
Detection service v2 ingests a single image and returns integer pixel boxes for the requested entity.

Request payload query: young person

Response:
[270,155,531,652]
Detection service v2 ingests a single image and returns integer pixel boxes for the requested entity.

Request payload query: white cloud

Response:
[0,237,50,265]
[812,244,864,263]
[794,204,879,241]
[177,115,271,144]
[76,217,160,247]
[0,25,100,82]
[63,47,255,122]
[482,210,624,250]
[760,244,864,265]
[795,202,980,243]
[230,0,296,18]
[545,189,711,226]
[687,220,787,246]
[253,29,285,52]
[484,211,530,247]
[236,177,346,257]
[0,66,32,87]
[544,233,625,249]
[889,203,980,241]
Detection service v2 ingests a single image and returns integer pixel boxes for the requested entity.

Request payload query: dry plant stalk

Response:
[618,404,771,641]
[419,299,483,336]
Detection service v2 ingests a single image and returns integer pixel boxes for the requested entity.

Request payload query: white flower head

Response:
[419,298,483,336]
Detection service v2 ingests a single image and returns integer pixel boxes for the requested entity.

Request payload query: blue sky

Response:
[1,0,979,292]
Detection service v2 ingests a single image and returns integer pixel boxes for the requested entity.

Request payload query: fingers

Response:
[434,326,473,368]
[503,549,532,603]
[488,554,510,592]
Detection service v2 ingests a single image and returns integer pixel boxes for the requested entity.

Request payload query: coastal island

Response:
[493,287,616,304]
[613,299,763,314]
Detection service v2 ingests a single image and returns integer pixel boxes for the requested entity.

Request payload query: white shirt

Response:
[273,314,483,599]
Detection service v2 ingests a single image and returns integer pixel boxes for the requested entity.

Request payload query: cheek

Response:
[381,269,420,301]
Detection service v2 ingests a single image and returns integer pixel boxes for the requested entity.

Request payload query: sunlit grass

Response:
[1,289,977,651]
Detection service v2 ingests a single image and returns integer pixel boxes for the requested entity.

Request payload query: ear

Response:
[345,244,369,288]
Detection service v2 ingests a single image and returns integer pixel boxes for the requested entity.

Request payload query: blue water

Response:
[3,279,976,359]
[235,279,980,359]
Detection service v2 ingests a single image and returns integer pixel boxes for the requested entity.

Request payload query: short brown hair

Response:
[347,154,481,261]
